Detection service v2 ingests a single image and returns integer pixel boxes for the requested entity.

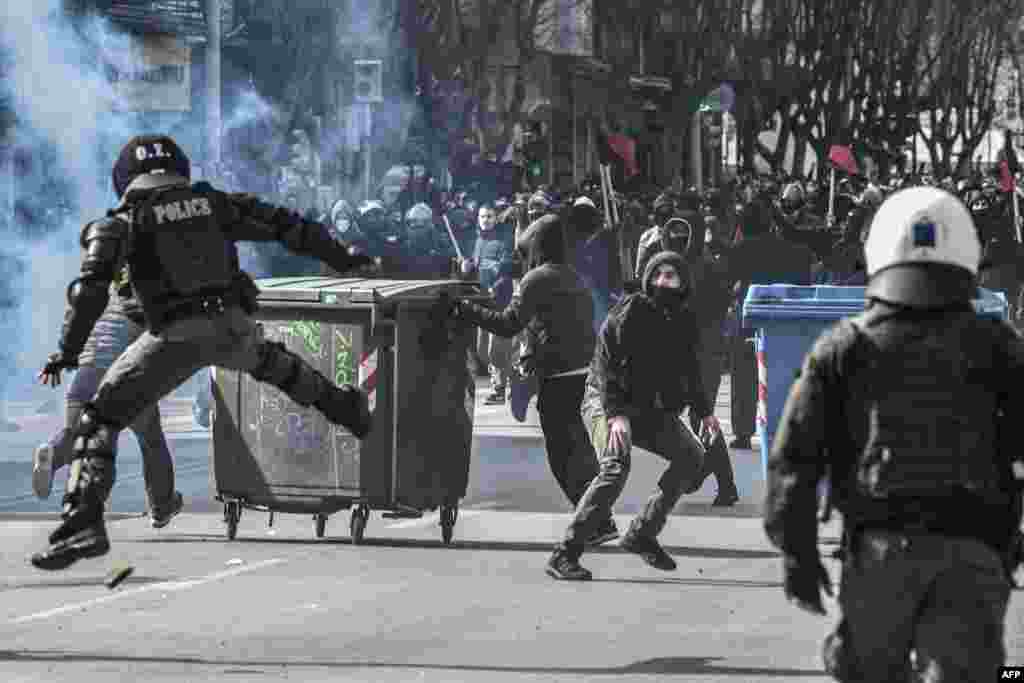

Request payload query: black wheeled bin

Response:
[210,277,485,544]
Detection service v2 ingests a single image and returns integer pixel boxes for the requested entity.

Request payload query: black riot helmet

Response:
[112,135,191,198]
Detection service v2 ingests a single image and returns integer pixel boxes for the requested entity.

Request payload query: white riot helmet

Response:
[864,187,981,308]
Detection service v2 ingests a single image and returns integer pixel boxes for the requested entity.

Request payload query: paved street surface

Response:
[0,375,1021,681]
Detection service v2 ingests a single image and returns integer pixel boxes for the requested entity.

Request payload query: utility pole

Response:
[206,0,222,177]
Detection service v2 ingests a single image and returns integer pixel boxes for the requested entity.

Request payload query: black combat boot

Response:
[546,544,592,581]
[620,519,677,572]
[31,455,115,570]
[316,384,372,439]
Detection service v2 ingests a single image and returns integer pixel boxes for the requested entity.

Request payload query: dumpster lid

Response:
[745,285,866,304]
[255,277,485,304]
[742,284,1006,322]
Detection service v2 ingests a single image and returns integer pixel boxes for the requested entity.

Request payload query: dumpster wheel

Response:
[314,513,327,538]
[440,505,458,545]
[350,505,369,544]
[224,501,241,540]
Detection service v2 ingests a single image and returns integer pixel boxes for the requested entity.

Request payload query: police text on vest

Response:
[153,198,213,224]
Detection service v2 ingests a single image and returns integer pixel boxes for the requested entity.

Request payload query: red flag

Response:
[1000,159,1016,193]
[828,145,859,176]
[607,133,639,178]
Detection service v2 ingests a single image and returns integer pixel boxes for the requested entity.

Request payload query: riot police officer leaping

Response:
[764,186,1024,680]
[31,135,375,571]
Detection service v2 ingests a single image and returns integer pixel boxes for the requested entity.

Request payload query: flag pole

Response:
[600,163,612,228]
[1014,180,1021,243]
[827,167,837,227]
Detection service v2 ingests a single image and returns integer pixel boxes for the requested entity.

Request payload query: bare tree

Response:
[915,0,1021,175]
[392,0,591,164]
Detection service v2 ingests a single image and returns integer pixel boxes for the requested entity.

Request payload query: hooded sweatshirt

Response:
[584,251,711,420]
[456,213,596,378]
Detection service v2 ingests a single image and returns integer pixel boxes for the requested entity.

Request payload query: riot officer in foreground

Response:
[764,186,1023,680]
[31,135,375,571]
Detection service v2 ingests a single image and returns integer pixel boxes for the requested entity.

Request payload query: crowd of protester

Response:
[215,145,1024,509]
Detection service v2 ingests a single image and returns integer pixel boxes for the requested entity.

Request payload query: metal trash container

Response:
[211,277,486,544]
[742,285,1008,480]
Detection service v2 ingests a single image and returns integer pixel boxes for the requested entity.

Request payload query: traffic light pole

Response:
[364,103,372,202]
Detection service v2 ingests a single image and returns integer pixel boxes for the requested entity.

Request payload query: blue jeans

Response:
[51,365,175,512]
[590,287,611,335]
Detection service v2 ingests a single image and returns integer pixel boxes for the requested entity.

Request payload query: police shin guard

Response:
[31,409,117,570]
[252,341,372,439]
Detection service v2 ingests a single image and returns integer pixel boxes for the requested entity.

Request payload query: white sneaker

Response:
[32,443,54,499]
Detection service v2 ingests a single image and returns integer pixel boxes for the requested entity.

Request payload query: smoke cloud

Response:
[0,2,142,403]
[0,1,430,402]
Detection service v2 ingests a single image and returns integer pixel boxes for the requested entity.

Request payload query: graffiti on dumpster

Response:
[242,320,361,457]
[334,326,355,387]
[284,320,323,359]
[278,412,324,452]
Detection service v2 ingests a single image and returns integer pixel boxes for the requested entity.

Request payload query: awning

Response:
[101,0,208,40]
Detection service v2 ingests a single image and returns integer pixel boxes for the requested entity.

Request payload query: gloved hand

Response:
[783,554,832,616]
[39,351,78,388]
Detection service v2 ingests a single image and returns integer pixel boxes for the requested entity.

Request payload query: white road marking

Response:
[11,558,286,625]
[385,509,481,530]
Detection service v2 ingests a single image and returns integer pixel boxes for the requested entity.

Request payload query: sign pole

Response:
[364,103,372,202]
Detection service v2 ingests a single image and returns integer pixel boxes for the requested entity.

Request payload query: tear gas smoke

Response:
[0,0,429,403]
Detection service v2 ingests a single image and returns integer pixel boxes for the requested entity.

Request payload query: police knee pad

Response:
[64,405,119,511]
[70,405,120,462]
[599,451,630,480]
[252,341,303,393]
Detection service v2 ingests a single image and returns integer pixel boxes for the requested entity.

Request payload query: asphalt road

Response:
[0,375,763,524]
[1,376,1022,682]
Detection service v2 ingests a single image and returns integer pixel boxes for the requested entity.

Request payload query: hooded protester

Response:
[823,186,882,286]
[634,193,677,276]
[725,199,817,449]
[546,250,722,581]
[568,195,619,332]
[449,214,615,545]
[634,216,692,280]
[679,210,740,506]
[764,186,1023,680]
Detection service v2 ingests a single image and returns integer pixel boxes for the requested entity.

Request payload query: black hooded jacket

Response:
[584,251,711,420]
[456,213,596,377]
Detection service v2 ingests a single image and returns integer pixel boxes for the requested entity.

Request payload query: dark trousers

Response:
[691,332,736,492]
[536,373,599,508]
[834,530,1009,681]
[729,328,755,439]
[564,403,704,549]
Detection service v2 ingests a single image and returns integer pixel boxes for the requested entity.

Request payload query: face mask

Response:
[651,284,687,309]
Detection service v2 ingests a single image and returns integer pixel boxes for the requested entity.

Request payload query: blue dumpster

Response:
[742,285,1008,479]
